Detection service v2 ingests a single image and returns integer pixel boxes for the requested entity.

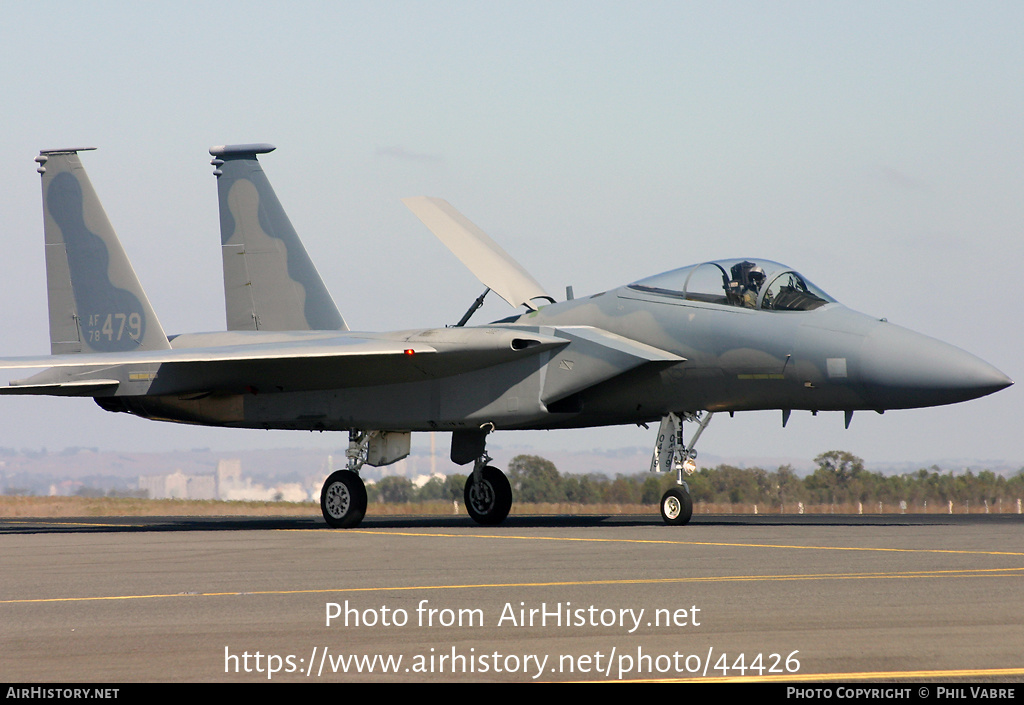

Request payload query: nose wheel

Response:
[660,487,693,525]
[650,411,712,525]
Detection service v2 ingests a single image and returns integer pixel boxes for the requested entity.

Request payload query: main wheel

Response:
[320,470,368,528]
[464,466,512,526]
[660,487,693,526]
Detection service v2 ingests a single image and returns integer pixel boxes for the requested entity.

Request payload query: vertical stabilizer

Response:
[209,144,347,332]
[36,149,170,354]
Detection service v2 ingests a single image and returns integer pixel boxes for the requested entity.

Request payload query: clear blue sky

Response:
[0,2,1020,470]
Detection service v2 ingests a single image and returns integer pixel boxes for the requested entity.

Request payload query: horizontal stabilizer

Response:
[402,197,553,310]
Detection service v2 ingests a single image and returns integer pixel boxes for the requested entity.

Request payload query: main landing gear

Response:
[650,411,714,526]
[318,427,514,528]
[320,430,372,528]
[464,456,513,526]
[321,469,367,528]
[452,426,512,526]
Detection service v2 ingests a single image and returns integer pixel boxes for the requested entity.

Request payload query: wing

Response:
[0,324,681,402]
[0,328,572,397]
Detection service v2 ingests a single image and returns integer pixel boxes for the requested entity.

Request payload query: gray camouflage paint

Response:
[211,144,347,332]
[38,151,168,355]
[5,148,1012,448]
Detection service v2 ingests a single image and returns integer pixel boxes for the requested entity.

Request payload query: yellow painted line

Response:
[322,529,1024,558]
[606,666,1024,683]
[3,566,1021,604]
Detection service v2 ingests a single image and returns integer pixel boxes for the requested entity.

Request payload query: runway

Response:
[2,513,1022,682]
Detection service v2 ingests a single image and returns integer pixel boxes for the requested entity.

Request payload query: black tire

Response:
[464,466,512,526]
[660,487,693,526]
[320,470,368,528]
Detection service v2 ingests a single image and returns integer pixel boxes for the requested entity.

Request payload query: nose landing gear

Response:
[650,411,713,526]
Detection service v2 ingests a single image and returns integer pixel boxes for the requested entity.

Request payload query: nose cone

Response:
[859,323,1013,409]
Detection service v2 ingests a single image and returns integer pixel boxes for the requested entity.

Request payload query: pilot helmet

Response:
[748,266,765,288]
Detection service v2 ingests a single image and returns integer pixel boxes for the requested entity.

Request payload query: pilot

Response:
[741,266,765,308]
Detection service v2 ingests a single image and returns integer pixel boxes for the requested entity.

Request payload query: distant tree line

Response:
[687,450,1024,511]
[367,452,1024,511]
[367,473,468,504]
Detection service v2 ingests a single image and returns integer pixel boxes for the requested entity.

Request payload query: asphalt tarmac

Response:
[2,513,1022,682]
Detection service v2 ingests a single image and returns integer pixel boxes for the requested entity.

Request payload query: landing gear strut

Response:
[650,411,714,526]
[452,426,513,526]
[319,430,371,528]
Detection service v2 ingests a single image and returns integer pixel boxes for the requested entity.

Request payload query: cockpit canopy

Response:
[628,259,836,311]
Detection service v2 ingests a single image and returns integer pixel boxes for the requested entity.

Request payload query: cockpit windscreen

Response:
[628,259,835,311]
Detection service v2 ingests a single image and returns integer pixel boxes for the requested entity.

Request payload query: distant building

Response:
[138,458,313,502]
[216,459,243,497]
[139,469,216,500]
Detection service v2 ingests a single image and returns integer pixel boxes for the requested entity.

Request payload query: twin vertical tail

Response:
[36,149,170,355]
[34,144,347,360]
[209,144,347,332]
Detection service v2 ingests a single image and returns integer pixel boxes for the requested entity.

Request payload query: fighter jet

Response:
[0,146,1011,527]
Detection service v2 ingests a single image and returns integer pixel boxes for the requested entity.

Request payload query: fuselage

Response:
[518,283,1010,425]
[92,259,1011,433]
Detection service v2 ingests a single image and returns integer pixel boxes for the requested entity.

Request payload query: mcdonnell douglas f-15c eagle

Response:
[0,145,1012,527]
